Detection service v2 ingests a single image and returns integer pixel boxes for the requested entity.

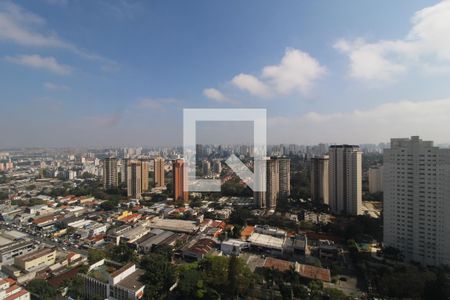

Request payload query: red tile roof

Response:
[263,257,293,273]
[4,288,29,300]
[296,263,331,282]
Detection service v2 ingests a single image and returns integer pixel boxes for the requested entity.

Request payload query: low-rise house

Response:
[135,229,180,253]
[247,233,285,255]
[254,225,286,238]
[182,238,218,261]
[149,218,198,234]
[220,239,250,256]
[261,257,331,283]
[283,234,308,255]
[0,278,30,300]
[0,241,37,266]
[14,247,56,272]
[119,225,150,245]
[318,240,342,259]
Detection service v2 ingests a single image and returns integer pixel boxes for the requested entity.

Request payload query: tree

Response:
[376,266,435,298]
[227,255,239,298]
[65,275,84,299]
[176,256,255,299]
[323,288,349,300]
[424,269,450,300]
[99,200,118,211]
[0,191,8,200]
[88,248,107,264]
[177,268,208,299]
[152,244,173,260]
[221,177,252,197]
[140,253,176,299]
[27,279,58,300]
[81,172,95,179]
[109,244,138,263]
[383,246,404,261]
[229,208,251,226]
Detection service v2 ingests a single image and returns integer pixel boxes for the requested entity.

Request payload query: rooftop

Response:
[296,263,331,282]
[116,268,145,292]
[16,247,55,262]
[247,233,285,250]
[185,238,216,255]
[149,218,198,233]
[263,257,293,273]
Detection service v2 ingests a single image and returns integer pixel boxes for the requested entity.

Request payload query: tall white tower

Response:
[384,136,450,266]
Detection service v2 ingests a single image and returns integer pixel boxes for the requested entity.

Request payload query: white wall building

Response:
[384,136,450,266]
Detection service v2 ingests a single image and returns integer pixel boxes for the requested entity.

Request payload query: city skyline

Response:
[1,0,450,147]
[2,1,450,298]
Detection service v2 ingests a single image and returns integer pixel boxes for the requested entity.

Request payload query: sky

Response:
[1,0,450,148]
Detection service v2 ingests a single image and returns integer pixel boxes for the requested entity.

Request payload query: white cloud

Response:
[135,98,178,111]
[0,2,71,48]
[42,0,69,5]
[44,82,70,91]
[0,2,117,67]
[231,73,271,98]
[223,48,326,99]
[268,97,450,144]
[262,48,327,95]
[335,0,450,82]
[203,88,238,104]
[5,54,72,75]
[99,0,144,20]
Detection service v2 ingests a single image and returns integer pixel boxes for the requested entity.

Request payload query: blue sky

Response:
[1,0,450,147]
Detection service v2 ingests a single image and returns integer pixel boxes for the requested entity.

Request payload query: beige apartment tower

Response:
[173,159,188,202]
[127,160,149,199]
[154,157,165,187]
[328,145,362,215]
[140,159,149,192]
[278,157,290,200]
[254,157,280,209]
[311,155,329,205]
[127,161,142,199]
[121,158,129,184]
[103,157,118,189]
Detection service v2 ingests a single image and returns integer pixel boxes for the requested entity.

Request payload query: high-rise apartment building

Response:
[212,159,222,175]
[254,158,279,209]
[267,158,280,209]
[154,157,165,187]
[103,157,118,190]
[328,145,362,215]
[127,161,142,199]
[368,165,383,193]
[311,155,329,205]
[202,160,211,177]
[126,160,149,199]
[384,136,450,266]
[278,158,290,200]
[173,159,188,202]
[121,158,129,184]
[140,159,149,192]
